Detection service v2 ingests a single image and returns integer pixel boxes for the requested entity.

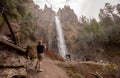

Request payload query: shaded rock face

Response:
[32,5,57,51]
[58,6,81,54]
[38,5,57,50]
[0,47,27,78]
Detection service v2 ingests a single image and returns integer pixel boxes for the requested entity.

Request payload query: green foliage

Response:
[80,3,120,45]
[107,25,120,43]
[20,26,33,36]
[0,0,22,21]
[80,19,108,43]
[99,4,120,44]
[16,0,31,17]
[15,0,35,38]
[105,64,119,70]
[16,4,27,17]
[0,0,36,44]
[19,12,34,37]
[0,0,33,21]
[0,0,35,37]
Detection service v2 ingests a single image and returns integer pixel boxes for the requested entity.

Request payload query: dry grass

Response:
[58,61,120,78]
[45,50,65,62]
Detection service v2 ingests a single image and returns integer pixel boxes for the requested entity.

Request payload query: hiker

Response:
[35,40,45,72]
[66,53,71,61]
[43,42,48,51]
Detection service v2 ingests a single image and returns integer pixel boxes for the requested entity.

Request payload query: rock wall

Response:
[58,6,81,54]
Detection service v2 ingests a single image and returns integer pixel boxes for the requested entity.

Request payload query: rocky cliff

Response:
[32,5,81,54]
[58,6,81,54]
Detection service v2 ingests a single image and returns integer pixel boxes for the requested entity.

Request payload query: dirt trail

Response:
[30,58,69,78]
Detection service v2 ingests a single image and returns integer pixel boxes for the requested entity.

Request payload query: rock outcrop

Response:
[0,46,27,78]
[58,6,81,54]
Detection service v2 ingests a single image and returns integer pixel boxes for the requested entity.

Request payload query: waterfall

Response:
[55,16,68,58]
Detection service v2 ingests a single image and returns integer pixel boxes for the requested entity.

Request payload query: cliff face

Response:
[58,6,81,54]
[38,5,56,50]
[33,5,57,51]
[33,5,81,54]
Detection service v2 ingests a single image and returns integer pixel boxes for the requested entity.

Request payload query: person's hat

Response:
[38,40,42,43]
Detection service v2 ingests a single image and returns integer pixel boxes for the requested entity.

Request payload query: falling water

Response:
[55,16,68,58]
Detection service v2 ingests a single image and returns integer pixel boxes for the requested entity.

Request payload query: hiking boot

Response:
[37,68,43,72]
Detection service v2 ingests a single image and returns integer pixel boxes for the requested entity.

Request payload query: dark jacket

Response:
[37,44,45,54]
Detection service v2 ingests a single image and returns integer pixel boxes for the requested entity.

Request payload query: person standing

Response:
[35,40,45,72]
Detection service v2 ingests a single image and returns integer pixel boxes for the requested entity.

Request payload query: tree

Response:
[80,18,108,44]
[99,3,120,44]
[0,0,22,44]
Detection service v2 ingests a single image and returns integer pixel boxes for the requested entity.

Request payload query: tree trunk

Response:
[2,13,17,45]
[0,39,26,56]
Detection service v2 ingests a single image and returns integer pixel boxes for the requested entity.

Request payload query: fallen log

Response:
[0,39,26,56]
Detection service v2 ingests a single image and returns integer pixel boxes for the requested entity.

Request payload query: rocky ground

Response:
[0,48,27,78]
[0,48,120,78]
[59,61,120,78]
[27,57,69,78]
[27,57,120,78]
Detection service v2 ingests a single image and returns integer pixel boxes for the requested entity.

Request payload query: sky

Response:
[33,0,120,20]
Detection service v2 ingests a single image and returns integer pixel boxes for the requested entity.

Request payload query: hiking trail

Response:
[28,58,69,78]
